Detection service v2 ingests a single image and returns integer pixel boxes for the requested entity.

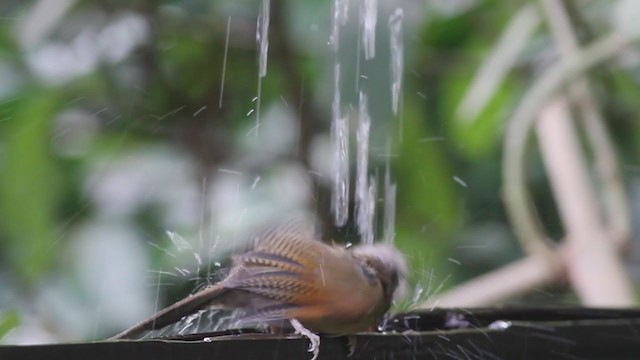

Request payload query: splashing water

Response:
[356,91,373,244]
[219,16,231,109]
[388,8,403,116]
[331,63,350,227]
[361,0,377,60]
[166,231,193,252]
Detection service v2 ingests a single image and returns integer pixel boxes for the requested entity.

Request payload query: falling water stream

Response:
[255,0,270,135]
[361,0,377,60]
[355,91,373,244]
[331,63,350,227]
[389,8,404,117]
[330,0,403,246]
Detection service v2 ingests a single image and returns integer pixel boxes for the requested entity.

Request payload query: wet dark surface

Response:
[385,306,640,331]
[3,307,640,359]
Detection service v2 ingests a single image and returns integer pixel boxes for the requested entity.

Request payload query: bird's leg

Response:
[290,318,320,360]
[347,335,357,357]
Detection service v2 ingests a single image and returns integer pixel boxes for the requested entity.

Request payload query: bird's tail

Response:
[110,283,228,340]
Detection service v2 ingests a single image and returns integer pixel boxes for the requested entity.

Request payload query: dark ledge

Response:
[3,307,640,360]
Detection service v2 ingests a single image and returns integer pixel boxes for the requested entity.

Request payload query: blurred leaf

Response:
[0,90,62,282]
[422,12,474,50]
[159,28,219,99]
[452,3,539,147]
[448,68,520,158]
[0,310,20,341]
[605,69,640,154]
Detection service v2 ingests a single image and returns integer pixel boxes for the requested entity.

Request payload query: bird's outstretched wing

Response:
[224,223,326,321]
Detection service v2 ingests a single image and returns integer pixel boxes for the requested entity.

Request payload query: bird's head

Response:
[351,244,409,305]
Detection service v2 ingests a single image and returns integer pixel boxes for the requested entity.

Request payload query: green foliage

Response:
[393,95,461,284]
[0,91,62,283]
[0,310,20,341]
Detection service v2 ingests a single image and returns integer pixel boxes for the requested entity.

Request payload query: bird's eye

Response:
[359,261,379,287]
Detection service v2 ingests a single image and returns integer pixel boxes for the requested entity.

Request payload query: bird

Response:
[111,221,408,359]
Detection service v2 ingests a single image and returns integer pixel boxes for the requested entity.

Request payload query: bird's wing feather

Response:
[224,224,332,316]
[226,245,321,297]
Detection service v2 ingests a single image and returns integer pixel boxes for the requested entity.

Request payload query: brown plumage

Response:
[111,221,408,348]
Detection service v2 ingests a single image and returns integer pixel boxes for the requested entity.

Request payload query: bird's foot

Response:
[290,318,320,360]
